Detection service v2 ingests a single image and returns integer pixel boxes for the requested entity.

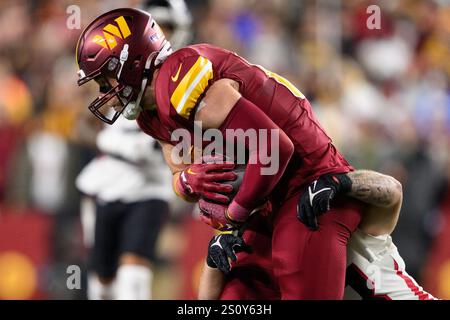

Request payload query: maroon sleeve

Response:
[219,96,294,221]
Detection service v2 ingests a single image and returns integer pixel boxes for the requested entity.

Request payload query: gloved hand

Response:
[297,173,352,230]
[199,199,273,231]
[198,199,236,231]
[175,156,237,204]
[206,233,252,274]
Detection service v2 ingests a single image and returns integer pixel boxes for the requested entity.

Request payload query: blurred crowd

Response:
[0,0,449,299]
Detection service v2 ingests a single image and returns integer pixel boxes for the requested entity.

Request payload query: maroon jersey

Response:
[137,44,351,199]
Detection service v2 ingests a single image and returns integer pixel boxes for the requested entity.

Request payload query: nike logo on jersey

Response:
[308,180,331,207]
[171,63,183,82]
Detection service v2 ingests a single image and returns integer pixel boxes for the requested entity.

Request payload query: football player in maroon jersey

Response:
[76,8,363,299]
[198,170,436,300]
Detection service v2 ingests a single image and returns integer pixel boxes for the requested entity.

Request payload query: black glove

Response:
[297,173,352,231]
[206,234,252,274]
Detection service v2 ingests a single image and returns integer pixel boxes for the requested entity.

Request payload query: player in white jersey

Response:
[75,0,191,299]
[198,169,437,300]
[76,115,174,300]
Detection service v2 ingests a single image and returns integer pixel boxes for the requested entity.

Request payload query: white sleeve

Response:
[96,119,159,163]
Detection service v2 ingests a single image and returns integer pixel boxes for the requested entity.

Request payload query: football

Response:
[224,163,246,200]
[201,153,246,202]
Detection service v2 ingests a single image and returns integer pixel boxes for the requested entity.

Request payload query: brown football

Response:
[226,164,246,200]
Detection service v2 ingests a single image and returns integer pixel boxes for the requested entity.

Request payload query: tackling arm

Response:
[347,170,403,208]
[198,232,252,299]
[344,171,436,300]
[299,169,402,235]
[347,170,403,236]
[198,265,226,300]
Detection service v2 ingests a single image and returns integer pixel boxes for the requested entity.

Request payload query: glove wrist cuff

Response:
[335,173,352,194]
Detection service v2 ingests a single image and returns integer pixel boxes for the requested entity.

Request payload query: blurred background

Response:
[0,0,449,299]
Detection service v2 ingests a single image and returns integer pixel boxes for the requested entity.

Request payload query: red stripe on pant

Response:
[393,258,434,300]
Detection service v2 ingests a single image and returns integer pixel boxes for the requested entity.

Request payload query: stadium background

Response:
[0,0,449,299]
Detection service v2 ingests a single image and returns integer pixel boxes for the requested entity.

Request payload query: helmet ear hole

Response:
[131,55,142,70]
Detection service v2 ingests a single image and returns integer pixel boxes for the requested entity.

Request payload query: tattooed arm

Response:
[347,170,403,236]
[347,170,402,207]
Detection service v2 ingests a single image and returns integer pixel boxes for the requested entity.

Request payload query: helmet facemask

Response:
[78,42,171,124]
[78,46,136,124]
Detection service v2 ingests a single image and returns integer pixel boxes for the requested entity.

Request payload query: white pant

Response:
[344,229,436,300]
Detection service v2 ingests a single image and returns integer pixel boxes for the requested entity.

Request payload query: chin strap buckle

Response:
[117,44,129,80]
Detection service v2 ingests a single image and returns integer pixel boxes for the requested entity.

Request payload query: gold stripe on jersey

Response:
[257,65,305,99]
[170,56,213,119]
[265,70,305,98]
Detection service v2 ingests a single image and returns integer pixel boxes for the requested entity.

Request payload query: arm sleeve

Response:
[219,96,294,221]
